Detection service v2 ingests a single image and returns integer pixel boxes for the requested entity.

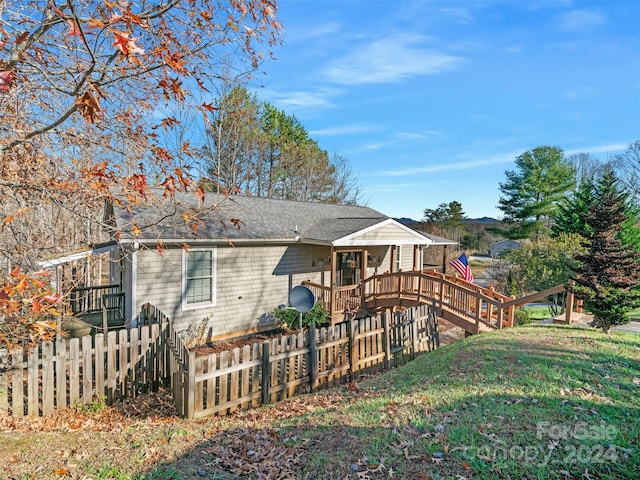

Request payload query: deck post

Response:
[497,298,504,329]
[565,289,574,324]
[102,302,108,335]
[507,297,515,327]
[330,248,337,321]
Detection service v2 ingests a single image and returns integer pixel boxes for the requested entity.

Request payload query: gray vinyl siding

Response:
[353,223,422,243]
[401,245,415,271]
[133,243,328,342]
[379,245,414,273]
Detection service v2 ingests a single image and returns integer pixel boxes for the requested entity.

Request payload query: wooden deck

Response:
[65,284,126,336]
[304,272,567,335]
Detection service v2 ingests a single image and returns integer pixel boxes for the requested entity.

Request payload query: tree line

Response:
[200,86,361,204]
[420,142,640,332]
[495,143,640,332]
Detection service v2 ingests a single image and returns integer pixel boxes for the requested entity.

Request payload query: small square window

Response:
[183,249,216,309]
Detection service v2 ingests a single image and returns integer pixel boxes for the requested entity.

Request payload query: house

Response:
[49,192,455,344]
[490,239,522,258]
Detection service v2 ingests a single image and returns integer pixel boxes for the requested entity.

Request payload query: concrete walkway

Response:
[549,314,640,334]
[469,255,495,288]
[572,318,640,334]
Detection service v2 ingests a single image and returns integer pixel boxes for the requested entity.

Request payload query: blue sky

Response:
[256,0,639,220]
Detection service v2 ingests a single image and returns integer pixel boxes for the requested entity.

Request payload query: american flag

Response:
[450,253,474,283]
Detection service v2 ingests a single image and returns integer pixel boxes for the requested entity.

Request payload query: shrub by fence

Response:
[0,303,439,418]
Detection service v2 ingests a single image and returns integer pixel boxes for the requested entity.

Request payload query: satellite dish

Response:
[289,285,316,313]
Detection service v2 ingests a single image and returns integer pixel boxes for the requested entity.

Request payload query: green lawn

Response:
[520,305,554,322]
[4,324,638,479]
[184,324,640,479]
[626,307,640,321]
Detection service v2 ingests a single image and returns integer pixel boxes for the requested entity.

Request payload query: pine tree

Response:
[569,169,640,332]
[551,178,596,237]
[497,146,576,239]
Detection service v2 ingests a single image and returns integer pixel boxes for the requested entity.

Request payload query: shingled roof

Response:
[110,190,429,246]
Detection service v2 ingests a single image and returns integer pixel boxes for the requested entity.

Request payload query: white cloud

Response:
[395,131,441,141]
[566,143,628,155]
[263,88,339,110]
[282,21,342,42]
[556,9,607,32]
[505,44,524,54]
[378,152,518,177]
[564,85,597,99]
[362,182,423,194]
[439,7,473,25]
[325,33,463,85]
[310,124,378,136]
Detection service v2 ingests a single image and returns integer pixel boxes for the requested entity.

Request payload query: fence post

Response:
[382,313,391,370]
[82,335,93,405]
[308,324,317,393]
[261,341,271,405]
[186,350,196,419]
[410,308,418,359]
[348,319,357,380]
[432,299,440,349]
[163,321,171,388]
[12,347,24,416]
[27,345,39,416]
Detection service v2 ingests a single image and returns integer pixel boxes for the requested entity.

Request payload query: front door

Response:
[336,251,362,286]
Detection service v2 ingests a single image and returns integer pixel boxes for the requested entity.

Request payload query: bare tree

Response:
[612,141,640,200]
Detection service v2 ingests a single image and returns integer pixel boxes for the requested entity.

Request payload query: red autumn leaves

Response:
[0,3,146,97]
[0,268,62,349]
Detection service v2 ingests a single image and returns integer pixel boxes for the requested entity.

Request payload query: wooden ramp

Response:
[359,272,567,336]
[304,272,569,336]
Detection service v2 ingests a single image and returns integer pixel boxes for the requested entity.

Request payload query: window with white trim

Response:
[183,249,216,308]
[393,245,401,272]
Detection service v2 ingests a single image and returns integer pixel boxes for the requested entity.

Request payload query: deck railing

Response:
[69,284,121,315]
[304,271,533,333]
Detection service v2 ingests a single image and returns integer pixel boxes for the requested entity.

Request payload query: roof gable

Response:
[333,218,433,246]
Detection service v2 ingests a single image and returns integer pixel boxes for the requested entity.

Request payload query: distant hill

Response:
[395,217,420,226]
[462,217,500,224]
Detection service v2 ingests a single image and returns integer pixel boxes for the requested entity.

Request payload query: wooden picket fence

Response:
[0,303,439,418]
[176,302,440,419]
[0,304,172,417]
